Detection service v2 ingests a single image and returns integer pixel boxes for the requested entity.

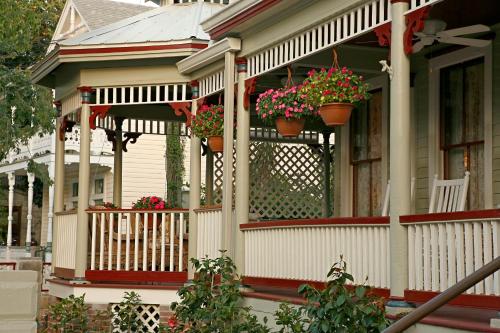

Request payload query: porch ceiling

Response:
[107,104,186,123]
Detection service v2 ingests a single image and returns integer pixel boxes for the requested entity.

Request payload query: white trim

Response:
[428,45,493,209]
[406,0,446,14]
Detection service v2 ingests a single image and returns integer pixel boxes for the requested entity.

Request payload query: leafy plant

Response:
[300,67,370,107]
[162,254,269,333]
[191,104,224,138]
[274,303,307,333]
[114,291,144,333]
[286,258,388,333]
[256,85,318,124]
[45,294,90,332]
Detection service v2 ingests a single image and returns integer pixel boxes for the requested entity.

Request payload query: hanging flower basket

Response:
[207,136,223,153]
[300,67,370,126]
[319,102,355,126]
[191,104,225,153]
[256,85,318,138]
[275,117,305,137]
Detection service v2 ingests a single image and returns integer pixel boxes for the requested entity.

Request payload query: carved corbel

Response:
[122,133,142,152]
[89,105,111,130]
[59,116,76,141]
[169,102,193,126]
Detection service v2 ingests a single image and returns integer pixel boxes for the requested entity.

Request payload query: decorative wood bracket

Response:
[244,77,257,110]
[59,116,76,141]
[374,22,391,47]
[105,129,117,151]
[404,6,430,55]
[169,102,192,126]
[89,105,111,130]
[122,133,142,152]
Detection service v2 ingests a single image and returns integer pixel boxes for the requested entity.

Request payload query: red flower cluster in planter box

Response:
[132,196,170,210]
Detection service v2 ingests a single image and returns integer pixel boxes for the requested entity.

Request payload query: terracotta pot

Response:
[275,117,305,137]
[319,102,355,126]
[208,136,223,153]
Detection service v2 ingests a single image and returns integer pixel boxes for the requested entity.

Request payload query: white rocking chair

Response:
[381,178,416,217]
[428,171,470,213]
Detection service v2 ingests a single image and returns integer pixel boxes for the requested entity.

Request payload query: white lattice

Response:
[248,0,391,78]
[111,304,160,333]
[213,141,328,219]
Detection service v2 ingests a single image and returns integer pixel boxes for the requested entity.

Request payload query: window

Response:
[440,58,484,210]
[94,179,104,194]
[350,89,383,216]
[72,182,78,197]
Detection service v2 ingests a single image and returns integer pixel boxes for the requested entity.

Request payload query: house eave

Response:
[177,37,241,75]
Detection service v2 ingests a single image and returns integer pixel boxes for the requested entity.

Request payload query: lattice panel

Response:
[213,142,326,219]
[111,304,160,333]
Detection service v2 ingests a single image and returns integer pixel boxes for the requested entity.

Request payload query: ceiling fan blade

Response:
[438,36,491,47]
[412,41,427,53]
[438,24,490,37]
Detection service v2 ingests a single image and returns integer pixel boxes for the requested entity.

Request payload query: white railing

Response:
[88,209,189,273]
[403,211,500,296]
[242,218,390,288]
[53,212,77,271]
[196,207,224,259]
[408,0,445,14]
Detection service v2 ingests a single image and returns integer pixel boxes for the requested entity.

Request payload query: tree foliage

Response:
[0,0,64,161]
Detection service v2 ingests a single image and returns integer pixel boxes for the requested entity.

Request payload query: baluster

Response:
[143,213,148,271]
[438,223,447,291]
[464,222,473,293]
[134,213,140,271]
[116,212,122,270]
[447,223,457,289]
[108,213,114,270]
[99,212,105,270]
[161,213,166,272]
[170,213,175,271]
[484,221,493,294]
[179,213,184,272]
[125,213,131,271]
[91,213,97,270]
[415,225,423,290]
[473,222,484,294]
[493,221,500,295]
[430,224,439,291]
[152,213,158,271]
[408,226,415,290]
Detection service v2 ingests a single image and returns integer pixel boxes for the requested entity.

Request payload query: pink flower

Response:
[341,67,347,74]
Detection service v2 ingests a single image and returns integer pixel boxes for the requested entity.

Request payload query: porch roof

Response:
[61,2,223,46]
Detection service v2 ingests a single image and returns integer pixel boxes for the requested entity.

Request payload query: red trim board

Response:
[60,43,207,56]
[400,209,500,224]
[405,289,500,310]
[241,216,389,230]
[85,270,187,284]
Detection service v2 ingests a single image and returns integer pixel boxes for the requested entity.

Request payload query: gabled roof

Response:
[73,0,153,30]
[61,2,224,46]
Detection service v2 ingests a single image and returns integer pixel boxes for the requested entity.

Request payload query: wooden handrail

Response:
[383,256,500,333]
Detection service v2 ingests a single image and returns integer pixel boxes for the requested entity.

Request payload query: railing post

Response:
[25,172,35,254]
[53,103,65,270]
[7,172,15,248]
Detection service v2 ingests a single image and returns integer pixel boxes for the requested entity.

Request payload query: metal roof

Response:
[72,0,154,30]
[61,2,224,46]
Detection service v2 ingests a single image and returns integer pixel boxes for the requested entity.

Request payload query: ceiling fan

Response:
[413,19,491,53]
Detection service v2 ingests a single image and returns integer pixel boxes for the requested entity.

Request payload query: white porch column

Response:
[53,110,65,268]
[222,51,236,257]
[75,87,92,280]
[389,0,411,300]
[7,172,15,247]
[46,164,55,263]
[188,82,201,280]
[113,118,124,207]
[25,172,35,254]
[234,58,249,272]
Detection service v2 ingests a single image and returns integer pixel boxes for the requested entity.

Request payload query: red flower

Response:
[168,316,177,328]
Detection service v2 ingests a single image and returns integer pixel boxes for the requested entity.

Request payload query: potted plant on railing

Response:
[300,67,370,126]
[256,85,318,137]
[132,196,171,229]
[191,104,224,153]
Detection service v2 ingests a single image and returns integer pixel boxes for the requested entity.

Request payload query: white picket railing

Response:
[88,209,189,273]
[195,207,223,260]
[53,212,78,271]
[241,218,390,288]
[403,211,500,296]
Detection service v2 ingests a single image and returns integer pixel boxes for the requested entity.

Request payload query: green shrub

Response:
[114,291,144,332]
